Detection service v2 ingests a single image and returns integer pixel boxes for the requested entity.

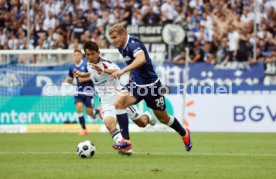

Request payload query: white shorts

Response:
[100,95,117,119]
[100,95,141,120]
[101,103,117,119]
[126,105,140,121]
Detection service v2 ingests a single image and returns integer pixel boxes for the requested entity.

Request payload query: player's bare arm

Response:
[90,63,119,75]
[64,76,73,84]
[111,51,146,78]
[78,76,92,83]
[73,70,90,78]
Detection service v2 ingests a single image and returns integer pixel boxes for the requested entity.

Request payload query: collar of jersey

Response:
[97,57,102,64]
[123,34,130,49]
[75,60,83,67]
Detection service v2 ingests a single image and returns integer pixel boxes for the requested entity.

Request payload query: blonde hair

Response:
[108,23,127,35]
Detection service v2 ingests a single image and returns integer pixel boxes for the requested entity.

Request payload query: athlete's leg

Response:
[116,109,130,140]
[152,108,192,152]
[101,104,124,142]
[114,90,137,140]
[103,116,129,147]
[144,80,192,151]
[101,104,132,154]
[126,105,156,127]
[114,89,137,110]
[84,96,98,122]
[75,102,85,129]
[86,107,93,118]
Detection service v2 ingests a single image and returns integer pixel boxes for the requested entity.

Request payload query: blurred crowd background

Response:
[0,0,275,65]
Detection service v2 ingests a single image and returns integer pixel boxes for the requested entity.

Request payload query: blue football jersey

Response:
[68,60,94,91]
[118,35,158,85]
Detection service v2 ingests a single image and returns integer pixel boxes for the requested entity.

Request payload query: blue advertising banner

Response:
[155,62,267,94]
[0,62,270,96]
[0,64,69,95]
[156,62,265,86]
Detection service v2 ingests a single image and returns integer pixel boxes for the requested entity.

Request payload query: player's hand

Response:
[111,70,124,78]
[90,64,104,72]
[78,77,84,83]
[73,69,80,78]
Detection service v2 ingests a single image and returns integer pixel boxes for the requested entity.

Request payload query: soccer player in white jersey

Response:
[74,41,155,155]
[109,23,192,152]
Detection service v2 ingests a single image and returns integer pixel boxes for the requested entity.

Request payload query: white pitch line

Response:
[0,151,276,157]
[0,152,72,155]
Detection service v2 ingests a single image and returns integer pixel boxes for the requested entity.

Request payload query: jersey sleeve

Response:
[84,63,89,72]
[102,62,120,70]
[129,42,144,58]
[87,64,93,74]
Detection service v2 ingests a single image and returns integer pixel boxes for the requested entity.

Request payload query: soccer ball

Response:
[76,140,96,158]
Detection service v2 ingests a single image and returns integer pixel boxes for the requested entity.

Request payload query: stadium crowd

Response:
[0,0,275,65]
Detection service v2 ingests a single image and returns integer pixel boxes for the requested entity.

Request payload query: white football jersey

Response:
[87,57,122,104]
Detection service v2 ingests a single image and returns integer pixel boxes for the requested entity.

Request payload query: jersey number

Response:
[155,97,164,107]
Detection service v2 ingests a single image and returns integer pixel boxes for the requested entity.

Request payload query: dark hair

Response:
[74,49,82,53]
[83,41,99,52]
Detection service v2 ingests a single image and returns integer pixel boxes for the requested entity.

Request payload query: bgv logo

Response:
[234,106,276,122]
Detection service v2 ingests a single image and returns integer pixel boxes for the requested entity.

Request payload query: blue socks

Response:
[167,116,186,136]
[116,112,130,140]
[78,113,86,130]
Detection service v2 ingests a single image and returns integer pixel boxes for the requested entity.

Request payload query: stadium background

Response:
[0,0,275,133]
[0,0,276,178]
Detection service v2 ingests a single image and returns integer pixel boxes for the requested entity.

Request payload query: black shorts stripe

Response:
[128,106,136,113]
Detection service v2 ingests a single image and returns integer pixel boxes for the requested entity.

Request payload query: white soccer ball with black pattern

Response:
[76,140,96,158]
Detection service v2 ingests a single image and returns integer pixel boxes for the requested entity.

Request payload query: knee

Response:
[76,108,82,113]
[104,118,116,131]
[135,120,147,128]
[139,122,147,128]
[86,109,92,116]
[156,114,170,124]
[115,101,125,110]
[159,118,168,124]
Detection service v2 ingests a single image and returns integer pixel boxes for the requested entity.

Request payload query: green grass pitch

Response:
[0,132,276,178]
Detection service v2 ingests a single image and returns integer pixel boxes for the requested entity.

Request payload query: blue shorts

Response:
[124,80,166,111]
[74,94,94,108]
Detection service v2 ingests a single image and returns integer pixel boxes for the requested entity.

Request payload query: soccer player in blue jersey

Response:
[64,49,98,135]
[73,41,156,155]
[108,24,192,152]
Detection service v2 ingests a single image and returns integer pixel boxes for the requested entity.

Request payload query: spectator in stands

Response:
[191,8,202,26]
[236,28,251,62]
[227,24,240,61]
[7,33,18,50]
[131,8,143,25]
[172,50,186,65]
[69,38,83,50]
[142,7,161,25]
[217,37,230,64]
[123,0,133,25]
[0,0,274,66]
[36,37,47,50]
[34,21,48,47]
[232,13,246,30]
[241,6,254,24]
[19,37,34,50]
[252,48,266,63]
[70,17,85,43]
[189,0,204,14]
[0,27,5,46]
[190,41,216,64]
[161,0,178,23]
[43,11,56,30]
